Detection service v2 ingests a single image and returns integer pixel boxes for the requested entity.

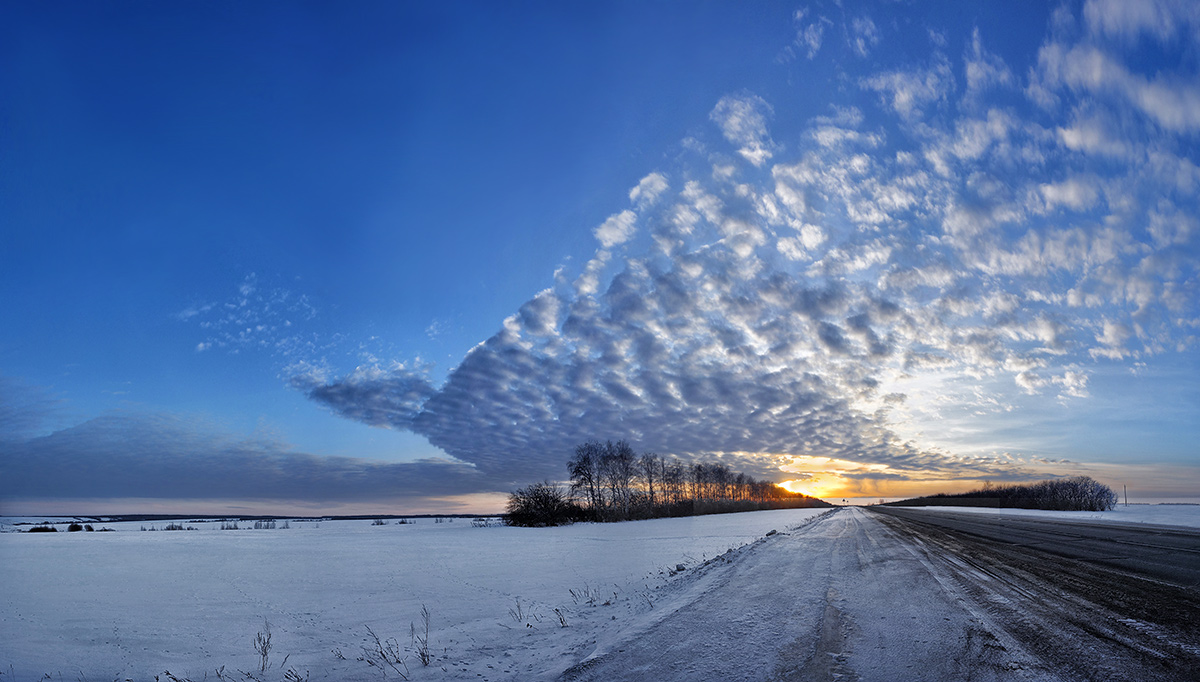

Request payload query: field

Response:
[5,504,1198,681]
[0,508,832,681]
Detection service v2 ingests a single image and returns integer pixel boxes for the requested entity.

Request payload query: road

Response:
[559,506,1200,682]
[872,505,1200,587]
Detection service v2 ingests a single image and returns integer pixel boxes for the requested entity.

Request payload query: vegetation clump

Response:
[505,440,830,527]
[506,481,585,527]
[887,476,1118,511]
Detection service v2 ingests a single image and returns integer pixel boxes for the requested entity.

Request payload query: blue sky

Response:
[2,0,1198,514]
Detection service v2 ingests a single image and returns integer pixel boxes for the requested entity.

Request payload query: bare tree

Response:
[601,440,637,520]
[639,453,659,511]
[567,441,605,517]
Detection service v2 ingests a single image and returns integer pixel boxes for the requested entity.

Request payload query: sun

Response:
[779,476,839,500]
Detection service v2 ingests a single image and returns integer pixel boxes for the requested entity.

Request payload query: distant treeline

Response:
[506,440,830,527]
[885,476,1118,512]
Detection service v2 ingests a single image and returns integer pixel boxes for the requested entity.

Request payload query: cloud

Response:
[179,274,317,358]
[1056,107,1134,158]
[0,411,481,504]
[1037,43,1200,132]
[0,377,64,442]
[174,2,1197,499]
[593,210,638,249]
[290,362,435,431]
[710,93,776,167]
[849,17,880,57]
[1083,0,1200,44]
[789,8,831,60]
[1038,176,1101,212]
[861,59,954,120]
[964,28,1013,96]
[629,172,669,209]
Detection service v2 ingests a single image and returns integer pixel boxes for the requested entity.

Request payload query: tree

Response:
[567,441,605,517]
[639,453,659,511]
[506,481,580,527]
[601,440,637,520]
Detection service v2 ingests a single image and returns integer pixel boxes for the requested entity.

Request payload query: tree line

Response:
[885,476,1118,512]
[506,440,829,527]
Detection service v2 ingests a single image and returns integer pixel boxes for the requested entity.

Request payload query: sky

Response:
[2,0,1198,515]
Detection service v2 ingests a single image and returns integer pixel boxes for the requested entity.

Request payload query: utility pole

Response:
[1124,484,1128,507]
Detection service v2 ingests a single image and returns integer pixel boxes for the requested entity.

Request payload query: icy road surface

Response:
[562,506,1200,682]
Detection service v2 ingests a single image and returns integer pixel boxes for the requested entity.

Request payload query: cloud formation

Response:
[294,3,1198,494]
[709,94,776,167]
[179,273,317,358]
[0,407,480,506]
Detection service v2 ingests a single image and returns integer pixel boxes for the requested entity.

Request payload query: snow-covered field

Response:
[0,508,831,681]
[902,503,1200,529]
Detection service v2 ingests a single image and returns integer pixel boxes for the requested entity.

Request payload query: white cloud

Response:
[629,172,669,210]
[1056,109,1133,158]
[777,237,808,261]
[811,125,883,149]
[1038,43,1200,132]
[791,8,831,60]
[1091,318,1132,360]
[850,17,881,57]
[1053,369,1090,399]
[1147,206,1198,248]
[710,93,776,167]
[180,275,316,358]
[964,28,1014,96]
[1015,370,1047,394]
[1083,0,1200,43]
[861,59,954,120]
[594,210,638,249]
[1038,176,1101,212]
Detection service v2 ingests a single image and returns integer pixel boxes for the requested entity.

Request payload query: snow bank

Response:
[0,508,830,680]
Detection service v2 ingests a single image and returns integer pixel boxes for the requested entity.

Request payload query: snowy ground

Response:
[894,503,1200,529]
[0,508,830,681]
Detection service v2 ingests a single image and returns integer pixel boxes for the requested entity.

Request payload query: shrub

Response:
[27,525,57,533]
[67,523,84,532]
[505,481,584,527]
[253,620,272,672]
[411,605,432,666]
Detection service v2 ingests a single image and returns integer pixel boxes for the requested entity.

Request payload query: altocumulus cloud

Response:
[295,3,1199,492]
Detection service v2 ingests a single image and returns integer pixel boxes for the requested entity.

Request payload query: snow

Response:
[896,503,1200,529]
[0,508,831,680]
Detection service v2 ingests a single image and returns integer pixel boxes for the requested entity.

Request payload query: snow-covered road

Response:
[561,506,1040,681]
[561,507,1200,682]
